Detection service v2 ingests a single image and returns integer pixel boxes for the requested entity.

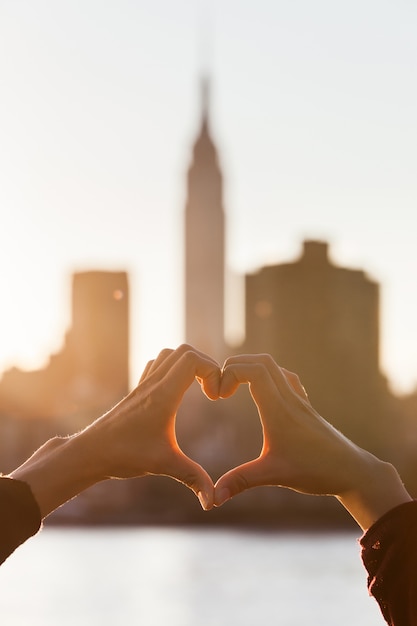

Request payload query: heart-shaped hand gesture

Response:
[103,345,377,513]
[96,345,392,522]
[6,345,412,572]
[11,344,411,533]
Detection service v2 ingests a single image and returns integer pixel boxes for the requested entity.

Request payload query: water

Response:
[0,527,384,625]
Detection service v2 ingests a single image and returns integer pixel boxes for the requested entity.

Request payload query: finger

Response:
[144,345,212,382]
[281,368,310,403]
[162,346,221,402]
[222,353,286,392]
[221,354,306,408]
[164,450,215,510]
[138,347,178,384]
[219,364,241,398]
[158,344,218,375]
[221,361,301,438]
[139,345,220,402]
[214,458,265,507]
[220,354,279,397]
[138,359,155,384]
[143,348,175,376]
[220,361,279,406]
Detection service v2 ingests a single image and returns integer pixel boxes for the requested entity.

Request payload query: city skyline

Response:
[1,1,417,394]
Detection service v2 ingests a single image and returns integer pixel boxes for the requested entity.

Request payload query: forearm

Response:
[9,430,104,519]
[336,452,412,531]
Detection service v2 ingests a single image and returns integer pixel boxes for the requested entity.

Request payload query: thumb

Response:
[214,458,264,507]
[167,450,215,511]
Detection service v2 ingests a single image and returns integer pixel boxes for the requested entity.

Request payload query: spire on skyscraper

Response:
[190,73,219,171]
[200,73,210,129]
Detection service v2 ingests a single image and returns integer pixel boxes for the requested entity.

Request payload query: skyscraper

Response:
[68,270,129,402]
[184,76,226,361]
[244,240,390,452]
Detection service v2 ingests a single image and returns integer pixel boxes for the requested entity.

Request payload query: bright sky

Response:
[1,0,417,394]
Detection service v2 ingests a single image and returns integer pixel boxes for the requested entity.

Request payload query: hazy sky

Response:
[1,0,417,394]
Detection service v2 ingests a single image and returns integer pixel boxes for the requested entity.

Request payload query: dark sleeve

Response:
[360,500,417,626]
[0,476,42,565]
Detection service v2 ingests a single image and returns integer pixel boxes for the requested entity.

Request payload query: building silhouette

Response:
[184,76,226,362]
[243,239,392,454]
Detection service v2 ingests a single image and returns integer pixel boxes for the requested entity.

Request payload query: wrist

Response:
[337,453,412,531]
[10,432,104,519]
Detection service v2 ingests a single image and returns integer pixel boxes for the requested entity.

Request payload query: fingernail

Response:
[215,487,230,507]
[198,491,210,511]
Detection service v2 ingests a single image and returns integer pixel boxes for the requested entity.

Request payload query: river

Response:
[0,526,384,625]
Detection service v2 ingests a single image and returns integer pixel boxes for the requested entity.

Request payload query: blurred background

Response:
[0,2,415,622]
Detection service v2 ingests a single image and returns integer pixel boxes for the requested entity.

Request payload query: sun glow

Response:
[1,1,417,396]
[0,270,70,376]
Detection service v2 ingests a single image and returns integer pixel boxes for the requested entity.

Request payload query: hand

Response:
[89,344,221,505]
[11,345,221,516]
[214,354,411,530]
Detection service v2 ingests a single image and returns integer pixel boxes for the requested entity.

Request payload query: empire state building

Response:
[184,77,226,361]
